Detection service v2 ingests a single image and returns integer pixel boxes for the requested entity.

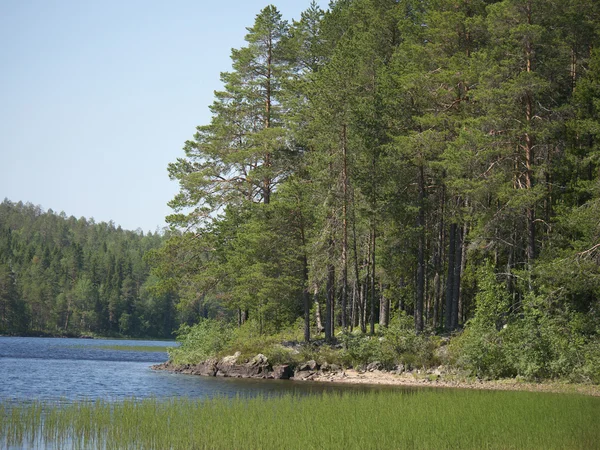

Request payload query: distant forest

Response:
[0,200,178,338]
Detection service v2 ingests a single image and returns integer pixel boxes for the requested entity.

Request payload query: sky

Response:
[0,0,327,233]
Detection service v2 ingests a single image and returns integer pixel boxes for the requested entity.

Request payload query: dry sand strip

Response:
[304,369,600,397]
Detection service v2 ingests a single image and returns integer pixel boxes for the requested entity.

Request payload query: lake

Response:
[0,336,399,403]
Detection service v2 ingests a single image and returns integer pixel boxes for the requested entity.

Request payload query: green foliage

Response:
[452,264,600,381]
[168,319,233,365]
[156,0,600,384]
[0,200,176,338]
[338,314,438,369]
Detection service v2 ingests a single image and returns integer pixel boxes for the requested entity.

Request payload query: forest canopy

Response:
[155,0,600,381]
[2,0,599,382]
[0,200,178,338]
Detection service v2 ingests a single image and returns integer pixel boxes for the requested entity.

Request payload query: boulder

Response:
[394,364,405,374]
[269,365,293,380]
[249,353,268,366]
[298,360,319,371]
[220,351,241,365]
[216,353,271,378]
[293,369,315,380]
[192,359,218,377]
[367,361,383,372]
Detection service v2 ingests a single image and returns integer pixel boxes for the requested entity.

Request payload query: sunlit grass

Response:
[1,389,598,449]
[92,345,171,352]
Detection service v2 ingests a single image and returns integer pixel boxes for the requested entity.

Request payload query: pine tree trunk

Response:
[458,222,468,324]
[415,165,425,333]
[433,272,440,329]
[524,0,536,265]
[341,124,348,330]
[451,225,463,330]
[379,284,389,328]
[326,257,335,342]
[399,277,405,312]
[370,225,376,335]
[350,281,356,332]
[303,254,310,343]
[445,223,456,331]
[313,286,324,334]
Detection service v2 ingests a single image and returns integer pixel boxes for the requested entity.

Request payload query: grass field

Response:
[1,388,599,449]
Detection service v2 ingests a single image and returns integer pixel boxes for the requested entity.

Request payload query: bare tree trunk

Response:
[399,277,405,312]
[433,183,445,329]
[445,223,456,332]
[433,272,440,329]
[458,222,468,325]
[302,254,310,343]
[351,192,365,333]
[341,124,348,331]
[370,225,376,335]
[360,279,367,333]
[451,225,463,330]
[415,165,425,333]
[525,0,536,266]
[379,284,389,328]
[313,286,324,334]
[326,255,335,342]
[350,281,356,332]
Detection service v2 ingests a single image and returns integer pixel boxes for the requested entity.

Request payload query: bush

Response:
[338,313,439,370]
[168,319,233,365]
[450,263,600,382]
[381,314,439,369]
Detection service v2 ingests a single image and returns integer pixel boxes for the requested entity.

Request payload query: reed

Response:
[92,345,171,352]
[1,388,598,449]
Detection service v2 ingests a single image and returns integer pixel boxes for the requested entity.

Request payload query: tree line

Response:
[154,0,600,358]
[0,200,178,337]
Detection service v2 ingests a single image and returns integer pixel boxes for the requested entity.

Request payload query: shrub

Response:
[168,319,233,365]
[381,314,438,369]
[337,313,439,370]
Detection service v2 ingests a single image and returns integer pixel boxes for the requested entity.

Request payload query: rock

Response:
[329,364,341,372]
[192,359,218,377]
[394,364,405,374]
[293,369,315,380]
[249,353,268,366]
[298,360,319,371]
[426,367,443,377]
[320,361,329,371]
[220,351,241,365]
[367,361,383,372]
[216,353,271,378]
[269,365,293,380]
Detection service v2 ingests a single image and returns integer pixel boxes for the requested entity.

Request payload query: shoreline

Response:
[153,361,600,397]
[302,369,600,397]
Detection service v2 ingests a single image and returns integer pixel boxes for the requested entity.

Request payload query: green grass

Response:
[92,344,171,352]
[1,389,599,449]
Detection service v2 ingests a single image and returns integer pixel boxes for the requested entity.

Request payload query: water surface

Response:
[0,337,408,403]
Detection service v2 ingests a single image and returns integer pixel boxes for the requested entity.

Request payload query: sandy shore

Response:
[302,368,600,397]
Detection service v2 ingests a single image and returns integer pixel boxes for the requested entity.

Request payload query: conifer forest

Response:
[3,0,600,382]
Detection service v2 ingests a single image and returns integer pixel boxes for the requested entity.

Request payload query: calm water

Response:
[0,337,404,403]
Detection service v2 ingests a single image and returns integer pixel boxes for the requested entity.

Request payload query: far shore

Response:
[0,333,175,341]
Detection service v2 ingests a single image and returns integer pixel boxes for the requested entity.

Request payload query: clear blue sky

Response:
[0,0,327,233]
